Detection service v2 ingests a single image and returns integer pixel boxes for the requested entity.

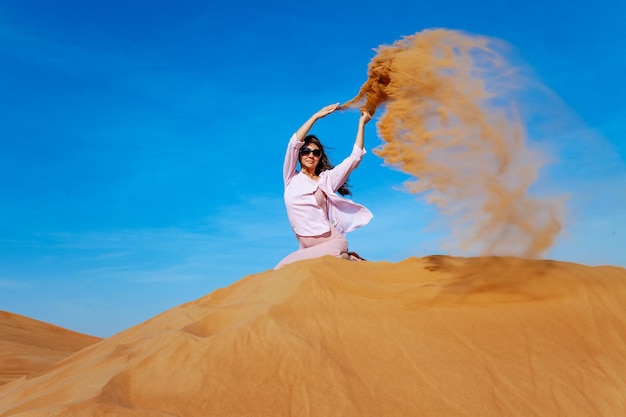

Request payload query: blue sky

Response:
[1,0,624,337]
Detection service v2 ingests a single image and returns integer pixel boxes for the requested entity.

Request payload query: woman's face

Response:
[300,143,321,172]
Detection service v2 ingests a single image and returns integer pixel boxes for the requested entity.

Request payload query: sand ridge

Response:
[0,256,625,416]
[0,311,102,387]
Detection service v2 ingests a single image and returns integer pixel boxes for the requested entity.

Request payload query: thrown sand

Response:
[1,256,625,416]
[0,312,101,386]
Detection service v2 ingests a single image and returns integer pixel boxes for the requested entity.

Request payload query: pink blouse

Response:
[283,134,373,236]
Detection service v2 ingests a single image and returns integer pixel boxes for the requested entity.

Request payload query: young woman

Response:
[275,103,373,269]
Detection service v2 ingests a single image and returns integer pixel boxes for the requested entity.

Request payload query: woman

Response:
[275,103,373,269]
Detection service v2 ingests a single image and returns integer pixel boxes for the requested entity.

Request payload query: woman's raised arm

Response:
[355,109,372,149]
[295,103,340,141]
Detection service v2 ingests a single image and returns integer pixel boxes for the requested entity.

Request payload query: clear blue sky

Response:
[1,0,624,337]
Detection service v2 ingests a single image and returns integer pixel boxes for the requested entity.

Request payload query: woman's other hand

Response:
[296,103,340,141]
[314,103,340,120]
[359,109,372,125]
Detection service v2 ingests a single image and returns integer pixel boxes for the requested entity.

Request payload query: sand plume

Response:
[1,256,626,416]
[342,29,563,257]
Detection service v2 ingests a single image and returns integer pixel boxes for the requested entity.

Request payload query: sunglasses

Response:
[300,147,322,157]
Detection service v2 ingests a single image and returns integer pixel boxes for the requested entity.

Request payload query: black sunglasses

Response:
[300,147,322,157]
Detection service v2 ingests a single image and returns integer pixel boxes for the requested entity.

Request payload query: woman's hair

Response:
[302,134,351,196]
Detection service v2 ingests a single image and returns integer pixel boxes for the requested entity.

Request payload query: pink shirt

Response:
[283,134,373,236]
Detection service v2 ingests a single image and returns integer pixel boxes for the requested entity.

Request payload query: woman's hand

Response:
[295,103,340,141]
[314,103,340,120]
[359,109,372,125]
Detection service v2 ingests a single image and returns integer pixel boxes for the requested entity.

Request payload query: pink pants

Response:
[275,224,348,269]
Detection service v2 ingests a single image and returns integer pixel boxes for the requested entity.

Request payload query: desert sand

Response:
[1,255,625,416]
[0,311,101,386]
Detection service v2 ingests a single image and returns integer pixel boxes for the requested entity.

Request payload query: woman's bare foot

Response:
[341,252,366,261]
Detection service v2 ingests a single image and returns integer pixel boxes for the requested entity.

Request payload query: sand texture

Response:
[1,255,625,416]
[0,311,101,386]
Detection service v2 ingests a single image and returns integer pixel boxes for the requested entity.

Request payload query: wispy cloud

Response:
[0,194,286,283]
[0,278,25,289]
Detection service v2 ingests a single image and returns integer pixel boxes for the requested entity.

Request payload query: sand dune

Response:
[0,311,101,386]
[1,256,625,416]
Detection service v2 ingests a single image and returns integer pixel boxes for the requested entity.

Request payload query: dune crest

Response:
[1,257,625,416]
[0,311,101,387]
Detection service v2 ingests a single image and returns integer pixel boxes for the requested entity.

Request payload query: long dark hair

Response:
[302,134,351,196]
